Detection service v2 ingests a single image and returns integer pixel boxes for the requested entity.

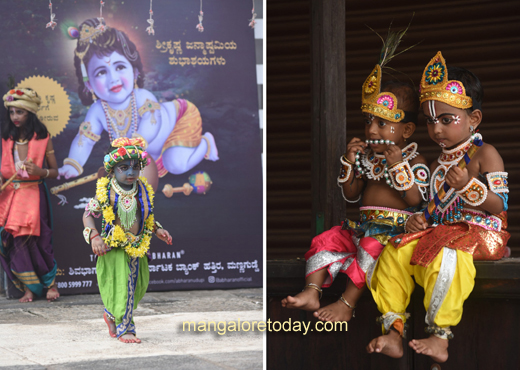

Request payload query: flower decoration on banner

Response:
[46,1,57,30]
[196,0,204,32]
[146,0,155,35]
[249,0,257,29]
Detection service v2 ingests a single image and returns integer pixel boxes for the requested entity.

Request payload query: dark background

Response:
[0,0,263,294]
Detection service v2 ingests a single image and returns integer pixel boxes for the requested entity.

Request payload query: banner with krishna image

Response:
[0,0,262,295]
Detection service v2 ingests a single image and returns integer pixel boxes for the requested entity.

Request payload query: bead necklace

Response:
[430,133,481,224]
[102,91,139,142]
[355,142,418,189]
[110,178,138,231]
[15,140,28,145]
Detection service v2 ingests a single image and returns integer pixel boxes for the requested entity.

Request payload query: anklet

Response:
[303,283,322,300]
[339,295,356,317]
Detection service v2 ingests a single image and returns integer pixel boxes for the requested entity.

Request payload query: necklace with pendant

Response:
[111,178,138,231]
[102,91,138,141]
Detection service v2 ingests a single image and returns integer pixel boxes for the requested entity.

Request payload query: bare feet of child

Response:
[313,297,354,322]
[409,335,449,363]
[119,333,141,343]
[281,288,320,312]
[202,132,219,161]
[19,289,34,303]
[103,312,117,338]
[46,284,60,302]
[366,330,403,358]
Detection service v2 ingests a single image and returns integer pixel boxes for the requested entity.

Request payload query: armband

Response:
[138,99,161,124]
[78,122,101,146]
[83,227,92,245]
[85,198,102,218]
[337,155,353,184]
[456,177,487,206]
[388,161,414,191]
[411,163,430,201]
[486,171,508,211]
[63,158,84,176]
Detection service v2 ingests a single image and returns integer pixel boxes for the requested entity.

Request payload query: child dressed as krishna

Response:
[83,137,172,343]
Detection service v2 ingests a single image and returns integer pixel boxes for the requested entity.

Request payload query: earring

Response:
[134,79,138,90]
[90,90,97,103]
[470,125,474,133]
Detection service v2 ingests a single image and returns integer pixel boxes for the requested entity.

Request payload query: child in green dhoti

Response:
[83,137,172,343]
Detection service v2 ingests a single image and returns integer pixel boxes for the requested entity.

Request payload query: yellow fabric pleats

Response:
[368,240,476,328]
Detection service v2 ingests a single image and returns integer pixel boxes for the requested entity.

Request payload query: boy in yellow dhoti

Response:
[366,52,510,363]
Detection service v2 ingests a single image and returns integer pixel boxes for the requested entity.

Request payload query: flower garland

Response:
[96,176,155,258]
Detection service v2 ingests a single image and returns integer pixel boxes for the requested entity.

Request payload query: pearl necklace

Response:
[111,178,138,231]
[438,134,476,166]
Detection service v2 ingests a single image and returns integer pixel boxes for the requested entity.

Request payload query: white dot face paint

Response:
[454,115,461,125]
[390,126,395,134]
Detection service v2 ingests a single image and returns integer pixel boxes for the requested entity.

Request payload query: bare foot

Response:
[281,289,320,311]
[409,335,449,363]
[202,132,219,161]
[19,289,34,303]
[119,333,141,343]
[46,285,60,302]
[313,299,353,322]
[103,312,117,338]
[366,330,403,358]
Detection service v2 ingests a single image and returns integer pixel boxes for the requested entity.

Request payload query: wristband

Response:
[90,232,99,241]
[456,177,487,206]
[388,161,414,191]
[83,227,92,244]
[337,155,353,184]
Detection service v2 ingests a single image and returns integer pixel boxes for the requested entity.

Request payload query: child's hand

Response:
[24,161,42,176]
[346,137,367,163]
[156,228,172,245]
[405,214,428,233]
[445,166,470,190]
[92,235,108,256]
[384,145,404,167]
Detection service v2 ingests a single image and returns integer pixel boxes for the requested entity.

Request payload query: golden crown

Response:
[419,51,473,109]
[361,65,405,123]
[78,22,108,45]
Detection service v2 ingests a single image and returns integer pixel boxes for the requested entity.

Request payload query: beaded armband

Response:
[486,171,508,211]
[63,158,84,176]
[411,163,430,201]
[337,155,353,184]
[388,161,414,191]
[85,198,102,218]
[78,121,101,146]
[138,99,161,124]
[486,172,508,194]
[456,177,487,206]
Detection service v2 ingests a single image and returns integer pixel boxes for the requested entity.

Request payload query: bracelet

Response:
[486,171,508,194]
[154,220,164,233]
[83,227,92,245]
[339,295,356,317]
[43,169,50,179]
[456,177,488,206]
[63,158,84,176]
[337,155,353,184]
[388,161,414,191]
[90,232,99,241]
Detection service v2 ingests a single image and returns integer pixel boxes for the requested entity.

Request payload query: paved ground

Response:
[0,289,264,370]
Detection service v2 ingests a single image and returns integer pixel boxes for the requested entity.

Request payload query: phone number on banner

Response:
[57,281,93,289]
